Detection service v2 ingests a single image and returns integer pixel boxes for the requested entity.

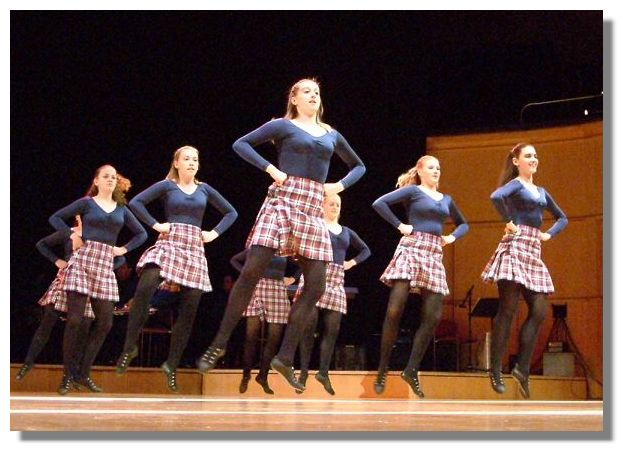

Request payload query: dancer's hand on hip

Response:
[202,230,219,243]
[398,223,413,236]
[266,165,287,186]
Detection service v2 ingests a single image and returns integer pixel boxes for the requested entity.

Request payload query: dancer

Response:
[196,78,365,391]
[49,165,147,394]
[230,249,296,394]
[15,218,91,380]
[16,218,128,381]
[115,145,238,392]
[295,193,370,395]
[372,155,468,397]
[481,143,567,398]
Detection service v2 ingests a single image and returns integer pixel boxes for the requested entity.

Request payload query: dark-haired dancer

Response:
[196,78,365,391]
[16,218,91,381]
[230,250,296,394]
[49,165,147,394]
[115,146,237,392]
[373,155,468,397]
[481,143,567,398]
[295,193,370,395]
[16,218,127,382]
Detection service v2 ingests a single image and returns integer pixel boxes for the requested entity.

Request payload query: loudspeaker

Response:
[552,304,568,319]
[543,352,575,376]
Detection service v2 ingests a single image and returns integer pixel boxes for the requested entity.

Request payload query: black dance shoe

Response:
[161,362,179,392]
[295,370,308,395]
[270,356,305,391]
[255,375,275,395]
[16,363,33,380]
[75,376,104,393]
[315,371,335,395]
[489,369,506,394]
[400,369,424,398]
[511,364,530,399]
[239,373,251,393]
[196,346,225,374]
[57,373,75,396]
[374,371,387,395]
[115,347,138,375]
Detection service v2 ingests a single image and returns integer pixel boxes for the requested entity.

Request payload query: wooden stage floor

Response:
[10,393,603,432]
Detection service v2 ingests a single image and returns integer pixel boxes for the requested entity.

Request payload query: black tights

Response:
[241,316,284,379]
[212,245,326,366]
[64,292,113,378]
[122,265,162,353]
[377,281,444,373]
[166,288,202,369]
[122,265,202,370]
[298,307,342,373]
[490,280,548,374]
[25,305,92,366]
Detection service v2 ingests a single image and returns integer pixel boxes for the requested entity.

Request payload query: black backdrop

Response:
[10,10,602,368]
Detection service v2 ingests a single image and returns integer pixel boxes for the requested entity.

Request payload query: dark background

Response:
[10,11,602,369]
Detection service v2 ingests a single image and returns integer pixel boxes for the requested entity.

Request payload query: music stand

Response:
[464,298,499,370]
[470,298,499,326]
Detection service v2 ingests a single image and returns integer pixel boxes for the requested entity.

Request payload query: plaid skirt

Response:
[59,240,119,302]
[243,278,290,324]
[246,176,333,262]
[38,267,95,319]
[380,231,449,296]
[137,222,212,293]
[295,262,347,314]
[481,224,554,294]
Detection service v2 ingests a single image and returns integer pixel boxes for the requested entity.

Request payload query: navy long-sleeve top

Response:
[128,180,237,235]
[232,118,366,189]
[372,185,469,239]
[230,249,288,281]
[329,226,371,265]
[490,179,568,237]
[36,230,74,264]
[37,230,127,269]
[49,197,147,252]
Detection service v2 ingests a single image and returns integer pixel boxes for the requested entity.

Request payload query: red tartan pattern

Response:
[58,240,119,302]
[246,177,332,262]
[38,267,95,318]
[243,278,291,324]
[481,224,554,294]
[380,231,449,296]
[295,262,347,314]
[137,222,212,292]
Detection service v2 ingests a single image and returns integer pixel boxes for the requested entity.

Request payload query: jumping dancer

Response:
[49,165,147,394]
[16,218,91,381]
[372,155,468,397]
[16,218,127,382]
[115,146,237,392]
[481,143,567,398]
[230,249,296,394]
[295,193,370,395]
[196,78,365,391]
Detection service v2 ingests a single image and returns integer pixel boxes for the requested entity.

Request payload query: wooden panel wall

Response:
[427,121,603,398]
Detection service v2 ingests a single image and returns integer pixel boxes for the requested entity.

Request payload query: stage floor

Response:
[10,393,603,432]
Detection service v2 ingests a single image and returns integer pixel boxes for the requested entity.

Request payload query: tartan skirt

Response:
[481,224,554,294]
[59,240,119,302]
[137,222,212,293]
[246,176,333,262]
[243,277,291,324]
[295,262,347,314]
[38,267,95,319]
[380,231,449,296]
